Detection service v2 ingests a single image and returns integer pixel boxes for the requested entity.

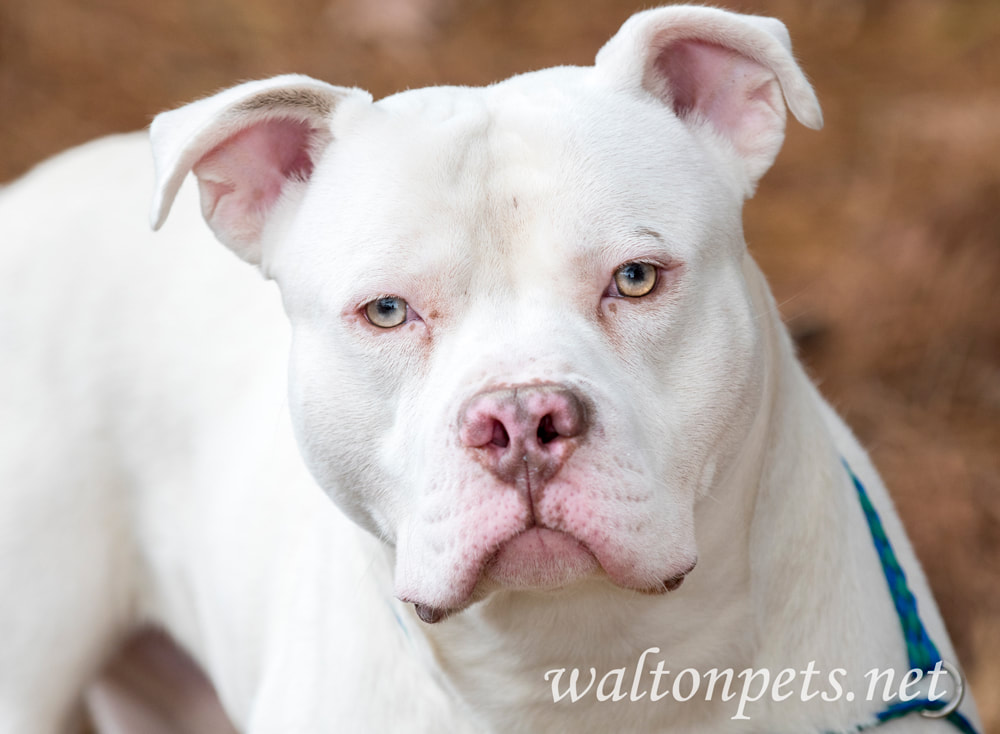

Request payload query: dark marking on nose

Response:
[459,383,589,486]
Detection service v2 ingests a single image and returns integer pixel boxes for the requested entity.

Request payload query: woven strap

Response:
[843,460,978,733]
[871,699,978,734]
[845,461,941,672]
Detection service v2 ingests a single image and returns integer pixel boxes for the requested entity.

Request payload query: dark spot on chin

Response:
[663,576,685,592]
[664,559,697,591]
[414,604,448,624]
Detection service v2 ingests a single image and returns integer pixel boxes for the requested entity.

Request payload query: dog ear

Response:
[149,75,372,265]
[595,6,822,195]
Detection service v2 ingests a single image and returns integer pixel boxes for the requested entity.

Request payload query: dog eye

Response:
[364,296,409,328]
[612,262,657,298]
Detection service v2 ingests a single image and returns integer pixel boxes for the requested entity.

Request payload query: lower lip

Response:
[485,527,600,589]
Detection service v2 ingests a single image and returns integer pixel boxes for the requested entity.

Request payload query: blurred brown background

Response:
[1,0,997,729]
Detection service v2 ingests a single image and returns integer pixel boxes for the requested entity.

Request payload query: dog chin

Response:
[484,527,601,590]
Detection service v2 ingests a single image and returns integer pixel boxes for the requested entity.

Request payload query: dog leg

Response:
[0,422,136,734]
[86,629,238,734]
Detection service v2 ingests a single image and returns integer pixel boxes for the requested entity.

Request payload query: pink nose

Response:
[459,384,588,485]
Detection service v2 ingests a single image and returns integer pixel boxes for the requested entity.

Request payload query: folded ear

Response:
[595,6,822,196]
[150,75,372,264]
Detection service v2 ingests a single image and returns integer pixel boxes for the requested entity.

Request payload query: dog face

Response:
[274,78,762,617]
[150,6,822,619]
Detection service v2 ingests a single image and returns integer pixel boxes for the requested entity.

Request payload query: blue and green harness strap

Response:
[840,459,978,733]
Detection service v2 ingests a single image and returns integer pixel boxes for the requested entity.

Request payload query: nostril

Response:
[537,414,559,444]
[490,420,510,448]
[461,385,587,456]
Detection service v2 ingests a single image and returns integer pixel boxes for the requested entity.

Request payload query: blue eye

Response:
[613,262,657,298]
[365,296,408,328]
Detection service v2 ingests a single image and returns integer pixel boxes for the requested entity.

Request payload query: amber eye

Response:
[365,296,408,328]
[613,262,657,298]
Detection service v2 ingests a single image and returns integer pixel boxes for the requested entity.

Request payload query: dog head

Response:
[150,6,821,621]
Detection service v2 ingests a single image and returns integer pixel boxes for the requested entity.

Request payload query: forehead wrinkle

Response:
[352,90,526,308]
[481,112,680,293]
[478,97,587,297]
[433,93,568,304]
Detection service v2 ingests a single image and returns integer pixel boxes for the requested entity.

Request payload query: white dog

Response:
[0,5,981,733]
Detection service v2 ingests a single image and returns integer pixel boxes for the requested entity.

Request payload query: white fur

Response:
[0,6,979,733]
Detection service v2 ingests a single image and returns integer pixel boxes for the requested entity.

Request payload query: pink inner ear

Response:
[653,39,784,165]
[193,117,316,255]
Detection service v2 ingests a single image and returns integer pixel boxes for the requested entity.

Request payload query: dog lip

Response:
[401,544,695,616]
[663,575,685,592]
[413,603,449,624]
[484,526,600,589]
[636,559,697,595]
